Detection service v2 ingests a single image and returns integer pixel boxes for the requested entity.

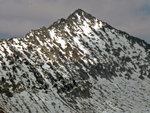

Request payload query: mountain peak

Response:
[67,9,95,20]
[49,9,98,31]
[73,8,85,15]
[0,9,150,113]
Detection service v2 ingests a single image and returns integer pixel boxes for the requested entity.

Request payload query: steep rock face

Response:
[0,9,150,113]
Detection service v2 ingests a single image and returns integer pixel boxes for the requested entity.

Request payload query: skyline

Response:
[0,0,150,43]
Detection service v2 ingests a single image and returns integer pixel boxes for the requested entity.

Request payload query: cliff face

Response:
[0,9,150,113]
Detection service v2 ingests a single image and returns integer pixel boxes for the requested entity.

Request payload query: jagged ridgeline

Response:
[0,9,150,113]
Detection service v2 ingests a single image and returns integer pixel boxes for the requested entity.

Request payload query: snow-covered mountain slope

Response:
[0,9,150,113]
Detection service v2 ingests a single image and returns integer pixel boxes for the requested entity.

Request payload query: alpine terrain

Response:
[0,9,150,113]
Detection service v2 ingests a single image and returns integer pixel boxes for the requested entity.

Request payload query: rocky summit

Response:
[0,9,150,113]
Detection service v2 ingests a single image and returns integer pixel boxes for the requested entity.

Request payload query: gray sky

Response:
[0,0,150,43]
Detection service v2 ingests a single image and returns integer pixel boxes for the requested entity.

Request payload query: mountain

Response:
[0,9,150,113]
